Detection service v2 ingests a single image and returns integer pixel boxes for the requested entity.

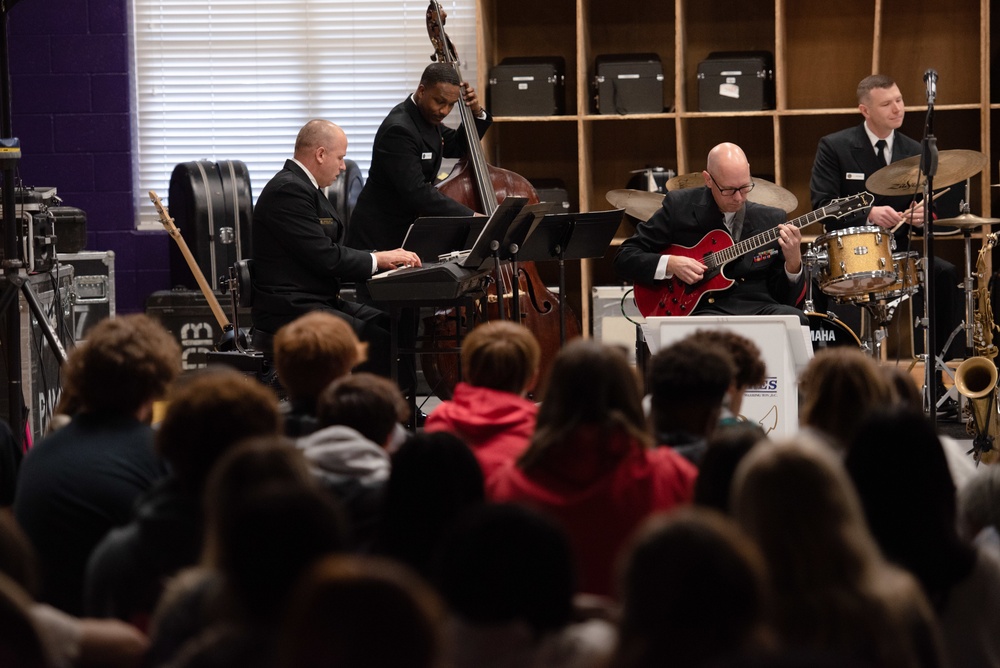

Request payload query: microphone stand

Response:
[921,85,938,426]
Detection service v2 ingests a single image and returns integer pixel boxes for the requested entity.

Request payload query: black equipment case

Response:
[145,288,250,373]
[697,51,775,112]
[167,159,253,291]
[593,53,665,115]
[488,57,566,116]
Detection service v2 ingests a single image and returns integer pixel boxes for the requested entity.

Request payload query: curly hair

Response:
[60,314,181,416]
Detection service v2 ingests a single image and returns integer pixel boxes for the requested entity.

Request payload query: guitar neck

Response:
[706,203,839,269]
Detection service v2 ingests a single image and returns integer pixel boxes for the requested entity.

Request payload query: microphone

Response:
[924,69,938,104]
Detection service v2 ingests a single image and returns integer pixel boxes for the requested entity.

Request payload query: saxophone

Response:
[956,231,1000,464]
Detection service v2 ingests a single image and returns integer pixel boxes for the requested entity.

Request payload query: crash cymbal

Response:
[663,172,799,213]
[865,149,988,196]
[932,213,1000,229]
[606,189,665,222]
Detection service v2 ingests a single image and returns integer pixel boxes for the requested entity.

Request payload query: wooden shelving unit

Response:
[475,0,995,335]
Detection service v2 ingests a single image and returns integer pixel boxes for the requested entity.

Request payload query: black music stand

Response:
[515,208,625,343]
[402,216,477,263]
[495,202,555,322]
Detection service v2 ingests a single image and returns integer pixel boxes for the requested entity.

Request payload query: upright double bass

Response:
[420,1,578,399]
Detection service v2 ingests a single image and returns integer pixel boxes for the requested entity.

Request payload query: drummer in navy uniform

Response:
[810,73,963,364]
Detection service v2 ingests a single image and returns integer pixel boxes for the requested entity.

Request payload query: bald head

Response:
[293,119,348,188]
[703,143,752,213]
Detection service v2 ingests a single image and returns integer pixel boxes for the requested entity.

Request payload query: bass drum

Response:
[805,311,862,352]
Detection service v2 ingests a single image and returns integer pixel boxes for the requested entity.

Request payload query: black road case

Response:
[593,53,665,115]
[697,51,775,112]
[489,57,565,116]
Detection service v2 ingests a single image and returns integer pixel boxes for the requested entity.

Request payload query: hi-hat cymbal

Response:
[664,172,799,213]
[865,149,988,196]
[933,213,1000,229]
[606,189,665,222]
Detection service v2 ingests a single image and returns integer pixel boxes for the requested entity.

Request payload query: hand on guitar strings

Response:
[668,255,707,285]
[777,222,802,274]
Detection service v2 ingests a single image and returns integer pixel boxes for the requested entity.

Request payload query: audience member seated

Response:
[85,367,283,629]
[273,311,367,437]
[692,423,768,514]
[646,339,734,466]
[845,409,1000,668]
[145,437,330,667]
[0,571,49,668]
[612,507,774,668]
[373,431,484,581]
[434,503,616,668]
[14,314,180,615]
[297,372,409,548]
[147,480,347,668]
[957,465,1000,557]
[682,329,767,426]
[488,340,697,598]
[273,554,445,668]
[797,347,893,452]
[424,321,541,480]
[732,435,944,668]
[0,513,148,668]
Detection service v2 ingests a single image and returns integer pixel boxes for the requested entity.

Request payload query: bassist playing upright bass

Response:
[615,142,809,323]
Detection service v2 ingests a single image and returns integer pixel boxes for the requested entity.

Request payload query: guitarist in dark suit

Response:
[809,74,962,363]
[346,62,491,253]
[615,142,807,322]
[251,119,421,381]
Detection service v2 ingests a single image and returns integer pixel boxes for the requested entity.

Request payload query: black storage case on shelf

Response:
[593,53,665,115]
[530,178,575,213]
[697,51,775,112]
[488,57,565,116]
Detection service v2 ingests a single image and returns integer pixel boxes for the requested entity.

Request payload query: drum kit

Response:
[606,150,998,357]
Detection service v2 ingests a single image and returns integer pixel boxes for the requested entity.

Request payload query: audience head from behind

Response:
[797,347,893,451]
[56,313,181,420]
[315,372,409,449]
[274,311,367,406]
[682,329,766,418]
[614,507,773,668]
[156,367,283,490]
[375,431,484,578]
[958,464,1000,549]
[520,339,649,472]
[646,339,734,461]
[461,320,541,395]
[274,554,445,668]
[693,423,769,514]
[434,503,575,636]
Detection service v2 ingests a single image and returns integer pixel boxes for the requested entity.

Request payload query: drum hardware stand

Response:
[920,69,940,424]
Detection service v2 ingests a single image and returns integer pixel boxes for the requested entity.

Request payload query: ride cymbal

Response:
[933,213,1000,229]
[865,149,988,196]
[606,189,665,222]
[663,172,798,213]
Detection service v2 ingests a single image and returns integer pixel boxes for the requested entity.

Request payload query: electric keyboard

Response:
[366,260,489,302]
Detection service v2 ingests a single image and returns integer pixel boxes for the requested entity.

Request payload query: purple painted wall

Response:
[8,0,170,314]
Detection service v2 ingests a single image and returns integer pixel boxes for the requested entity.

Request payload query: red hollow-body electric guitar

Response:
[632,192,873,317]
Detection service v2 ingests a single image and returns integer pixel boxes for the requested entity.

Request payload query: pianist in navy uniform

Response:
[251,119,421,381]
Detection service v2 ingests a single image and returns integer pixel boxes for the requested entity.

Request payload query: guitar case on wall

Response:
[168,160,253,291]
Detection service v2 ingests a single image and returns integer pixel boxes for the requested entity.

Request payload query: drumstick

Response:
[889,187,951,233]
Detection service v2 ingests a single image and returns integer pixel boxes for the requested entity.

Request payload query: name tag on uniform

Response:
[421,152,433,160]
[318,217,334,226]
[846,172,865,181]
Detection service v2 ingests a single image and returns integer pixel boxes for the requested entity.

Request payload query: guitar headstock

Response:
[826,191,875,219]
[148,190,180,238]
[425,1,457,64]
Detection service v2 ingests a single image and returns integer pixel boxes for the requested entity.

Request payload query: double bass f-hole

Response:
[419,1,579,400]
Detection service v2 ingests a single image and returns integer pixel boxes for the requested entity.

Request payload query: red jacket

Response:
[424,382,537,480]
[487,428,697,597]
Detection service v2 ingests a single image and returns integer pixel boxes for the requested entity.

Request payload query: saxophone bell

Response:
[955,356,1000,465]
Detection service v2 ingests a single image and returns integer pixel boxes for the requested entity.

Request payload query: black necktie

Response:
[875,139,887,167]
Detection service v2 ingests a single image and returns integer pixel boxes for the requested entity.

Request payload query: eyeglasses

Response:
[707,172,755,197]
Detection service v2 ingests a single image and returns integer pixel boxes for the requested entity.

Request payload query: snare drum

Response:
[815,226,896,297]
[805,312,862,352]
[873,251,922,300]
